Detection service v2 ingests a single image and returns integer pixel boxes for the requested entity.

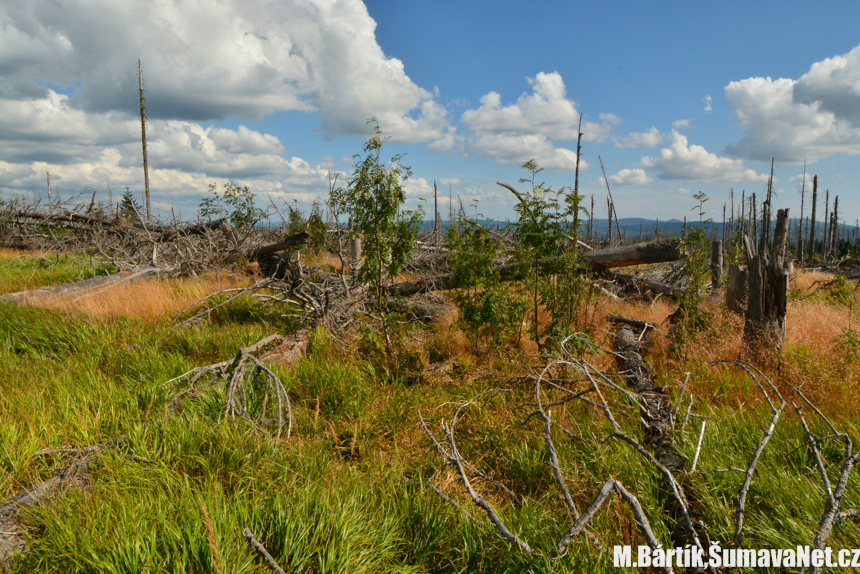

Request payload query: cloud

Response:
[794,46,860,124]
[616,127,664,148]
[0,90,331,210]
[469,133,583,171]
[0,0,450,142]
[599,112,622,125]
[439,177,466,186]
[460,72,617,170]
[673,119,691,128]
[402,177,433,199]
[703,95,712,112]
[607,168,652,187]
[640,131,768,183]
[725,44,860,162]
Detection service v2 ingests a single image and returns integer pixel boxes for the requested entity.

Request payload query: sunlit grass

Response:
[1,255,860,572]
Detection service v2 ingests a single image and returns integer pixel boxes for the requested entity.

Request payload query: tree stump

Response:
[742,208,790,365]
[726,264,748,313]
[710,240,723,290]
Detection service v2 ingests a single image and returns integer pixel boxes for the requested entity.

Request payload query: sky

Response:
[3,0,860,224]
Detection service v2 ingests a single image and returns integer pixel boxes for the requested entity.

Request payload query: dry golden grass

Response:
[785,300,850,350]
[0,247,48,259]
[791,269,834,292]
[25,273,252,323]
[305,250,345,271]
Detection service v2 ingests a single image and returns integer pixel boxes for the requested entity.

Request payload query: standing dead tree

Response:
[138,60,151,223]
[742,208,790,365]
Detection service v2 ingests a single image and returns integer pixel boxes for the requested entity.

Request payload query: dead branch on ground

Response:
[167,333,305,440]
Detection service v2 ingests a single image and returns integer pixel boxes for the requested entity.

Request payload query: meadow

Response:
[1,248,859,573]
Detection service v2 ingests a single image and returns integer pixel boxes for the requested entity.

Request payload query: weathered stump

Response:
[350,237,362,263]
[742,209,790,365]
[726,264,748,313]
[710,240,723,290]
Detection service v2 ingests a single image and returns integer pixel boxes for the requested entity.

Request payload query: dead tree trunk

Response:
[742,208,790,365]
[710,240,723,290]
[809,176,818,261]
[138,60,151,224]
[726,264,748,314]
[613,321,707,557]
[386,238,684,297]
[0,266,182,304]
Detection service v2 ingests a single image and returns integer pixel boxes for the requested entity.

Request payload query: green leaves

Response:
[447,223,525,350]
[199,182,264,227]
[512,159,594,350]
[328,119,424,362]
[330,120,423,301]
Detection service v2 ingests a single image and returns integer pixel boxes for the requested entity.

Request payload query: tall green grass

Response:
[1,255,859,573]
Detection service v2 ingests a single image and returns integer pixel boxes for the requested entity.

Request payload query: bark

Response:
[742,209,790,365]
[251,230,311,258]
[726,264,748,314]
[614,321,707,566]
[585,238,683,269]
[711,240,723,290]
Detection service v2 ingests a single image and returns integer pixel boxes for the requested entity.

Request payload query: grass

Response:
[1,258,860,572]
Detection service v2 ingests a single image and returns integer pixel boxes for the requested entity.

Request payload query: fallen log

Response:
[585,238,683,268]
[0,265,182,304]
[607,313,656,332]
[613,321,708,557]
[386,238,685,297]
[252,230,311,258]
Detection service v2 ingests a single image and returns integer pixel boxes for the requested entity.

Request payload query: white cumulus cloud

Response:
[0,90,331,211]
[616,127,664,148]
[608,168,652,187]
[640,131,768,183]
[0,0,450,143]
[725,43,860,162]
[460,72,616,170]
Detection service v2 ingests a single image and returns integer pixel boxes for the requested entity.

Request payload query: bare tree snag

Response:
[45,171,52,208]
[725,265,748,314]
[742,208,790,365]
[350,236,362,262]
[710,240,723,290]
[809,176,817,260]
[138,60,151,223]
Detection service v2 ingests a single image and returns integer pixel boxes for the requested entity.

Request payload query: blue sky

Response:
[3,0,860,224]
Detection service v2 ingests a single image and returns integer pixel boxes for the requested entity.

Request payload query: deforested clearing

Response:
[2,150,860,573]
